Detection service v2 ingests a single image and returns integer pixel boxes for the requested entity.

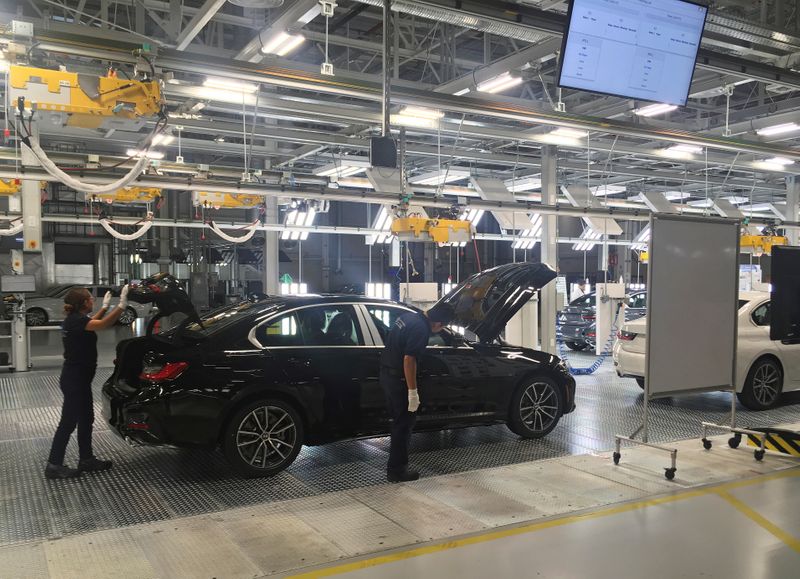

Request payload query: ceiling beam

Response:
[174,0,226,51]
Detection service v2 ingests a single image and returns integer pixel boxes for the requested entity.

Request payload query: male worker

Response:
[380,303,455,482]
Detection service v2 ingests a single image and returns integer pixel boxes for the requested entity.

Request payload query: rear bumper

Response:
[101,381,169,445]
[563,374,577,414]
[612,345,645,380]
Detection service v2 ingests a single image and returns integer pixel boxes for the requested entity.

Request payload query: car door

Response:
[626,292,647,321]
[291,304,373,438]
[753,300,800,389]
[360,304,487,429]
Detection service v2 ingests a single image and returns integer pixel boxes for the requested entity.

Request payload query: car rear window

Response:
[183,301,278,337]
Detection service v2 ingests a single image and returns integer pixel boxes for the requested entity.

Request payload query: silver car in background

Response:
[22,284,149,326]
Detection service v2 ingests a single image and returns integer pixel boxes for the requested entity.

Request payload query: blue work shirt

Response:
[380,312,430,370]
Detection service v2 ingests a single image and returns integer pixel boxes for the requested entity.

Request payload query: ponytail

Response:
[64,288,90,315]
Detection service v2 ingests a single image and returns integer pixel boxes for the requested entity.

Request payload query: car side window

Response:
[254,313,303,347]
[629,294,646,309]
[752,302,771,327]
[367,306,409,341]
[296,306,363,346]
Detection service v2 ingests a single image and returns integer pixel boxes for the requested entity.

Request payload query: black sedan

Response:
[559,290,647,351]
[103,264,576,477]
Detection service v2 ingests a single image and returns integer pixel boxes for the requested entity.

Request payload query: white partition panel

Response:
[645,215,739,398]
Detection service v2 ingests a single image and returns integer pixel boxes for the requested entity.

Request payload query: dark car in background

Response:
[559,291,647,351]
[102,264,576,477]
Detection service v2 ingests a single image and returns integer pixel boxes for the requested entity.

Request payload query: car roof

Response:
[739,290,769,302]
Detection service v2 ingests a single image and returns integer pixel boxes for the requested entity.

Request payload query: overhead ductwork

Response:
[228,0,284,7]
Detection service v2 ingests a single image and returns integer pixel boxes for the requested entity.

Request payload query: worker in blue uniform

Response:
[380,303,455,482]
[45,285,130,479]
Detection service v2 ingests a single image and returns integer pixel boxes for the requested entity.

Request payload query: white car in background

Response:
[613,291,800,410]
[22,284,148,327]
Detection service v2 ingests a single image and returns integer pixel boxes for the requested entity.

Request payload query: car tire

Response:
[26,308,48,327]
[635,377,645,390]
[222,398,304,477]
[565,342,586,351]
[507,376,563,439]
[117,307,137,326]
[738,357,783,411]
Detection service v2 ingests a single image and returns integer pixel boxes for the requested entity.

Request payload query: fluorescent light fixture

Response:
[392,106,444,129]
[281,207,316,241]
[635,103,678,117]
[663,191,690,201]
[688,198,714,208]
[313,157,371,179]
[631,224,651,251]
[151,134,175,146]
[280,283,308,295]
[477,73,523,94]
[666,144,703,154]
[756,122,800,137]
[366,206,394,245]
[551,127,588,139]
[126,149,164,160]
[365,283,392,300]
[409,169,471,186]
[399,106,443,119]
[203,77,258,93]
[459,208,485,226]
[512,214,542,250]
[453,87,470,96]
[764,157,795,166]
[504,176,542,192]
[590,184,626,196]
[724,195,749,205]
[572,226,603,252]
[261,32,305,56]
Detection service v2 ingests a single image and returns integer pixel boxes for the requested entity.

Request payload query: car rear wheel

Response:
[117,307,137,326]
[635,377,645,389]
[26,308,48,326]
[565,341,586,351]
[738,358,783,411]
[223,398,304,477]
[507,377,563,439]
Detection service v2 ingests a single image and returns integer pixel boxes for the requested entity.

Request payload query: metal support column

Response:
[158,191,171,273]
[540,145,558,355]
[264,196,279,295]
[382,0,391,136]
[787,176,800,246]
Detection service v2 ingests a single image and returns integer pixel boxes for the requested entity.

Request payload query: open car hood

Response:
[128,273,199,321]
[434,263,557,342]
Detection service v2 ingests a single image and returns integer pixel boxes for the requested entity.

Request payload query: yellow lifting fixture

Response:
[391,216,473,245]
[94,187,162,205]
[740,234,788,256]
[192,191,264,209]
[0,178,47,195]
[9,64,162,128]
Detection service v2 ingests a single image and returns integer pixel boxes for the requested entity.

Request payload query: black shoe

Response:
[45,463,82,479]
[387,468,420,483]
[78,457,113,472]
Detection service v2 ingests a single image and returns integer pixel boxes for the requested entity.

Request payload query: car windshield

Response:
[569,294,594,308]
[182,301,278,337]
[44,284,76,297]
[739,299,750,309]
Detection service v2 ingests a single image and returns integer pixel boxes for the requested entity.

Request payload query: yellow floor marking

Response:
[715,489,800,553]
[288,468,800,578]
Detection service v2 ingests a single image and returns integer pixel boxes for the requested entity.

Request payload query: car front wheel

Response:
[117,307,137,325]
[507,377,563,438]
[26,308,48,326]
[738,358,783,411]
[565,341,586,351]
[223,399,304,477]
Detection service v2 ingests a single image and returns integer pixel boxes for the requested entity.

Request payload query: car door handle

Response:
[286,357,311,368]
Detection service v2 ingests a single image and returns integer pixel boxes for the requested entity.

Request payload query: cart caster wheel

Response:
[728,435,741,449]
[754,449,765,462]
[613,452,621,465]
[665,468,676,481]
[702,438,712,450]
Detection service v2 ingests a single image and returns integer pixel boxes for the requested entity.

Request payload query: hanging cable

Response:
[208,220,259,244]
[99,213,154,241]
[0,218,23,237]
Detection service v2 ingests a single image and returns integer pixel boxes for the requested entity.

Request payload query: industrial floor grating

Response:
[1,354,799,546]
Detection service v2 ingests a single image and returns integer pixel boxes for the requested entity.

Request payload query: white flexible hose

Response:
[0,221,23,236]
[28,136,149,194]
[99,214,154,241]
[208,221,258,243]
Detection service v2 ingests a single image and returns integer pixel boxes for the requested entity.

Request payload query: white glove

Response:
[118,285,129,310]
[408,389,420,413]
[102,291,112,310]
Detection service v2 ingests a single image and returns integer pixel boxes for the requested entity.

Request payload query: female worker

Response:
[45,284,130,479]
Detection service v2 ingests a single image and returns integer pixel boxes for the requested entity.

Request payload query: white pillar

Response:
[540,145,558,355]
[264,196,279,294]
[787,176,799,246]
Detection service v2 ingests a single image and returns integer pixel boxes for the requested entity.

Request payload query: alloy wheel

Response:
[752,362,781,406]
[118,308,136,325]
[519,382,559,433]
[235,405,297,469]
[26,309,46,326]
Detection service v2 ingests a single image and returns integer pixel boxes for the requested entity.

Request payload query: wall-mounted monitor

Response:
[557,0,708,106]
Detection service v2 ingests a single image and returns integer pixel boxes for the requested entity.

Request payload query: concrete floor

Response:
[1,338,799,578]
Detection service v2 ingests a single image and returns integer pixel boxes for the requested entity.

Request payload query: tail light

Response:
[582,314,596,321]
[139,361,188,382]
[586,331,596,338]
[617,330,637,341]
